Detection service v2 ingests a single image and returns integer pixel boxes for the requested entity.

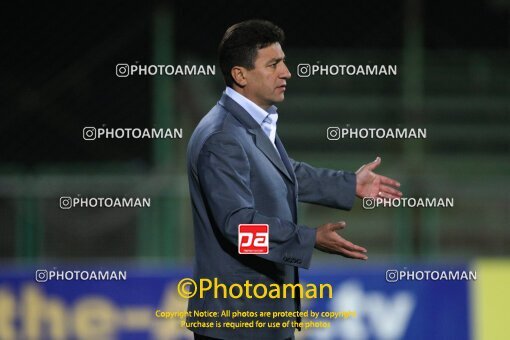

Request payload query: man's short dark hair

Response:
[218,19,285,87]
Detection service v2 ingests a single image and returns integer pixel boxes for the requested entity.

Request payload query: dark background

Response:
[1,0,508,262]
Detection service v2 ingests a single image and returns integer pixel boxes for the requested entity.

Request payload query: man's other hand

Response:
[314,221,368,260]
[355,156,402,199]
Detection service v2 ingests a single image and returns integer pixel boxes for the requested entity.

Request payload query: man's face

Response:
[242,43,291,109]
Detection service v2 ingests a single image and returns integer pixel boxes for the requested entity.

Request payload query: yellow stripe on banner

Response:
[472,259,510,340]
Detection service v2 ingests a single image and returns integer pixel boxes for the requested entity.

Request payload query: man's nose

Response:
[281,63,292,79]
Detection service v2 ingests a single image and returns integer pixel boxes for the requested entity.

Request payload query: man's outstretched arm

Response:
[290,159,357,209]
[290,156,402,205]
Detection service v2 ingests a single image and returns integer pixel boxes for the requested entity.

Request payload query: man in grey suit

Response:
[186,20,402,340]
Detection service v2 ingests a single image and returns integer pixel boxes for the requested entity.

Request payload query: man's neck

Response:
[230,85,271,110]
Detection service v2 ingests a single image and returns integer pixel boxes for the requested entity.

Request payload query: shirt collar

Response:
[224,87,278,126]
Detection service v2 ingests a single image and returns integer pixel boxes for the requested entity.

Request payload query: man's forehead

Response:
[256,43,285,61]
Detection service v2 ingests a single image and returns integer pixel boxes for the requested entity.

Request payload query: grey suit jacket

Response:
[186,93,356,339]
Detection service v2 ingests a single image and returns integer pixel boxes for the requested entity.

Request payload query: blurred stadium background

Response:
[0,0,508,339]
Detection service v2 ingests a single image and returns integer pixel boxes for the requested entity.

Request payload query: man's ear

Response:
[231,66,248,87]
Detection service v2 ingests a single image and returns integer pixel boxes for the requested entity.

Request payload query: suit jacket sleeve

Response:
[197,132,316,269]
[290,159,357,210]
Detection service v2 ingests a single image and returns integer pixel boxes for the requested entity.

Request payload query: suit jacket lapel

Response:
[275,135,296,183]
[219,94,294,183]
[248,128,293,183]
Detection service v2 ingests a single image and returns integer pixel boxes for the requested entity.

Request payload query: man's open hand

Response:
[315,221,368,260]
[355,156,402,199]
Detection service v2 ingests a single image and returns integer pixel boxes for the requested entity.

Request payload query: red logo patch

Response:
[238,224,269,254]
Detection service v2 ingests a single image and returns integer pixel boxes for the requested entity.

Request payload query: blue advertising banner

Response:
[0,263,472,339]
[300,264,472,340]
